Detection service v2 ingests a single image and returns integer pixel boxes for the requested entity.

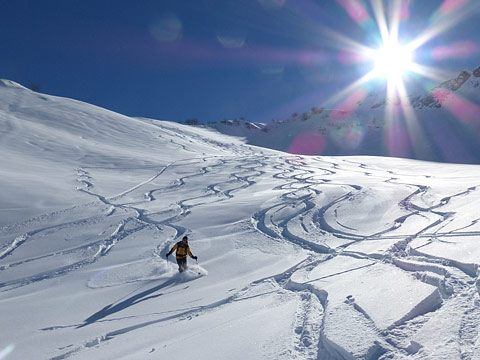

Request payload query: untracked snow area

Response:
[2,81,480,359]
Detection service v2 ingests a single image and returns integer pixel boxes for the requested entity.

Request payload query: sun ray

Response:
[407,63,456,83]
[396,79,435,159]
[311,0,480,160]
[296,0,480,162]
[325,69,377,107]
[407,2,480,51]
[336,0,371,26]
[369,0,390,43]
[336,0,479,100]
[384,95,408,157]
[388,0,403,42]
[317,24,374,55]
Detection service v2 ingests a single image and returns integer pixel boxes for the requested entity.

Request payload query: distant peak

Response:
[473,65,480,78]
[0,79,29,90]
[439,70,471,91]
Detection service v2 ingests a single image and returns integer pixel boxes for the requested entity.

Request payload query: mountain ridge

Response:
[200,65,480,164]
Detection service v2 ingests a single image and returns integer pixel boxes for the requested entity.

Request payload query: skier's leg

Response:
[181,261,188,272]
[177,258,187,272]
[181,258,188,272]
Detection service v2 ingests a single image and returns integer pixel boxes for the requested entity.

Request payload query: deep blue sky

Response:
[2,0,480,123]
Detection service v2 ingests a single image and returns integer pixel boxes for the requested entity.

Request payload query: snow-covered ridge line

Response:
[0,79,28,90]
[200,65,480,164]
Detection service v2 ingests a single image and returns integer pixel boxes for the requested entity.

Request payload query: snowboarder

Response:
[166,236,197,272]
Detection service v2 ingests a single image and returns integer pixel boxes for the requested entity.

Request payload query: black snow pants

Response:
[176,257,187,272]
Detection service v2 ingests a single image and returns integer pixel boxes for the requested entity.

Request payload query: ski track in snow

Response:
[0,150,269,290]
[2,129,480,358]
[248,157,480,359]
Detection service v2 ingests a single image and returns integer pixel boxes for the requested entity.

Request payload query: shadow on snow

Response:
[77,272,200,328]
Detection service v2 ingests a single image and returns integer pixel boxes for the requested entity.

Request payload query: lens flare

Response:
[385,117,411,158]
[313,0,480,161]
[439,0,470,15]
[288,132,326,155]
[331,89,367,120]
[431,40,479,60]
[399,0,412,21]
[216,34,246,49]
[336,0,371,26]
[433,88,480,125]
[150,13,183,43]
[338,49,368,64]
[331,122,366,151]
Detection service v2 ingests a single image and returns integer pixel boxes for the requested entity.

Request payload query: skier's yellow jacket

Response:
[167,241,194,259]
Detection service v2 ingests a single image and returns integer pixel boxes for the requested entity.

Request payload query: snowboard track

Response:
[2,152,480,359]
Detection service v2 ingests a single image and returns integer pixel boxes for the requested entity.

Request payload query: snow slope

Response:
[2,81,480,359]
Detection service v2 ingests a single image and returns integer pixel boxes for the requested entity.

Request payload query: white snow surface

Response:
[2,81,480,359]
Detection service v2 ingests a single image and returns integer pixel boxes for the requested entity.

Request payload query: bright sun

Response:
[324,0,478,109]
[373,40,413,81]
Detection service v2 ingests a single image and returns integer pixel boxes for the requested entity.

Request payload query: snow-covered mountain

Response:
[2,80,480,359]
[205,66,480,164]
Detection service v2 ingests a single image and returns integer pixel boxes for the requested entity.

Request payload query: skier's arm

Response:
[187,247,196,259]
[166,244,178,256]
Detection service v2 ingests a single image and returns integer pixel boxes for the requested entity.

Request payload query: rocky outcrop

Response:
[473,65,480,78]
[411,69,476,109]
[441,70,471,91]
[410,94,441,109]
